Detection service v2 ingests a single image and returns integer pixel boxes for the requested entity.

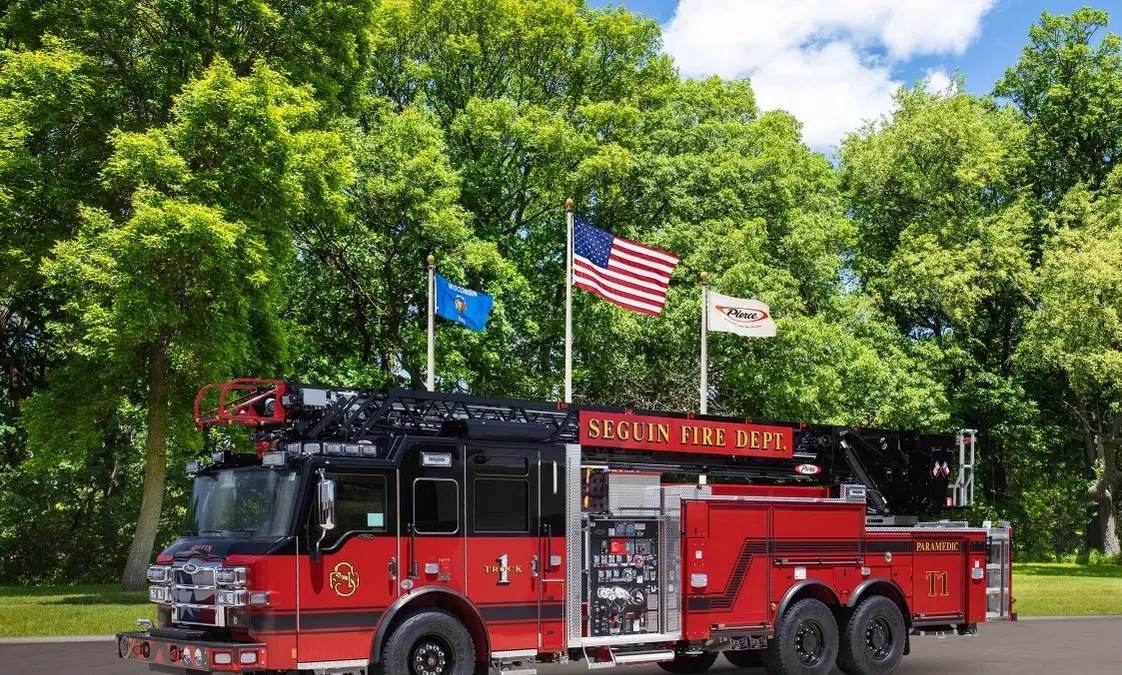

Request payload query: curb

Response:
[1017,614,1122,622]
[0,635,114,645]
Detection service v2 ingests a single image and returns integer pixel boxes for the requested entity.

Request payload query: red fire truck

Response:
[116,379,1014,675]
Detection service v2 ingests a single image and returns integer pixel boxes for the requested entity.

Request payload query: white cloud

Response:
[925,68,954,95]
[662,0,996,150]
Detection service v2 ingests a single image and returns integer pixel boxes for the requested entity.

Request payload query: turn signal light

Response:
[240,651,258,665]
[212,651,232,665]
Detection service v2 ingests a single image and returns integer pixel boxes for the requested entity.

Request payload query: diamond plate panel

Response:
[607,472,661,514]
[565,444,584,645]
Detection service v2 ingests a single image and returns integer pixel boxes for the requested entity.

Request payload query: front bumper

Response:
[115,631,268,672]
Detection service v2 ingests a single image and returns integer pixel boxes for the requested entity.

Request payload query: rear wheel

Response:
[763,598,838,675]
[381,609,477,675]
[658,651,719,674]
[723,650,764,668]
[836,596,906,675]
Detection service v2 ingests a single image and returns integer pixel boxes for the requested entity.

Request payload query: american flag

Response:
[573,217,680,315]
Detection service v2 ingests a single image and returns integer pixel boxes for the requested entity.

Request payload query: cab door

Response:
[465,444,567,654]
[401,440,468,598]
[296,468,398,665]
[465,447,540,653]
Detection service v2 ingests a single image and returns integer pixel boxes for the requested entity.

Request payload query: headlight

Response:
[148,586,171,603]
[216,589,246,606]
[146,565,170,583]
[215,567,247,586]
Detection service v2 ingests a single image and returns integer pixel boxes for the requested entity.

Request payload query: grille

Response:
[171,561,222,627]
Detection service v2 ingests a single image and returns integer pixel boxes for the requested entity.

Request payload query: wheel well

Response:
[371,589,490,665]
[775,580,843,624]
[846,579,911,626]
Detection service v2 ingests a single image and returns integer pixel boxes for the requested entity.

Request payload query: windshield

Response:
[184,466,301,538]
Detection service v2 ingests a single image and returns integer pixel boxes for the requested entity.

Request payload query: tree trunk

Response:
[121,339,170,591]
[1098,438,1121,556]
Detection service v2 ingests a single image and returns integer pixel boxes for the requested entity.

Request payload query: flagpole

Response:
[699,272,709,486]
[427,254,435,392]
[700,272,709,415]
[564,198,574,403]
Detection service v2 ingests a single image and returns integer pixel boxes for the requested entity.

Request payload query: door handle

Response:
[389,557,397,580]
[531,555,540,578]
[408,523,419,577]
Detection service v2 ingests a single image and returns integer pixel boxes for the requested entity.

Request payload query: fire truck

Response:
[116,379,1014,675]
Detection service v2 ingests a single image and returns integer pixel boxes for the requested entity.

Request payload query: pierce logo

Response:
[795,464,821,476]
[716,305,770,326]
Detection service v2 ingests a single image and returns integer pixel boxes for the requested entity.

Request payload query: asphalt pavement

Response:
[3,617,1121,675]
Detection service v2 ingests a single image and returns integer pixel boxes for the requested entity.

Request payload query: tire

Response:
[836,595,906,675]
[381,609,477,675]
[658,652,719,674]
[763,598,839,675]
[724,649,764,668]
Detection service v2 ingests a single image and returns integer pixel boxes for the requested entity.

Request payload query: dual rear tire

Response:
[761,595,905,675]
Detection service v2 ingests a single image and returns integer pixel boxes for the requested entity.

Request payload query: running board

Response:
[583,647,676,669]
[491,649,538,674]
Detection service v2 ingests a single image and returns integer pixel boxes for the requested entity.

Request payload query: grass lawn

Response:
[0,565,1118,637]
[0,585,154,638]
[1012,563,1122,616]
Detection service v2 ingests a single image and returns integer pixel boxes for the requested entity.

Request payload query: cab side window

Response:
[322,473,388,548]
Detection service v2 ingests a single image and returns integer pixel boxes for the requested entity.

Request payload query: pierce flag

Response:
[706,291,776,337]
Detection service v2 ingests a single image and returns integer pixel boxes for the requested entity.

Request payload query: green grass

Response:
[0,565,1118,637]
[1012,563,1122,616]
[0,585,154,638]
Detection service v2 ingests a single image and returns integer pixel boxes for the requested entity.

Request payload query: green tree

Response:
[25,60,351,589]
[994,7,1122,202]
[1020,169,1122,554]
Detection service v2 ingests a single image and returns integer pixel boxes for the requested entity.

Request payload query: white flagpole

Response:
[565,198,574,403]
[427,254,436,392]
[700,272,709,415]
[699,272,709,486]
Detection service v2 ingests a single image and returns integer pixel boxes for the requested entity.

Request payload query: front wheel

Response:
[836,596,906,675]
[763,598,839,675]
[381,609,477,675]
[658,652,719,674]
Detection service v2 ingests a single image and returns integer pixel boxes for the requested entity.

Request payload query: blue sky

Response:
[588,1,1119,151]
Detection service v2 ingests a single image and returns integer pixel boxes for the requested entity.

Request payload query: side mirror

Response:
[311,471,335,563]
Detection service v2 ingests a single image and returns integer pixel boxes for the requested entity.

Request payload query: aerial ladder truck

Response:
[117,379,1014,675]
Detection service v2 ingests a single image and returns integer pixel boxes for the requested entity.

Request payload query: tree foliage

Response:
[0,2,1121,583]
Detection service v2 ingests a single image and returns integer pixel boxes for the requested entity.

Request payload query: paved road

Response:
[4,618,1121,675]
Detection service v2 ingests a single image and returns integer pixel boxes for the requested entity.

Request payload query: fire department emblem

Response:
[329,561,360,597]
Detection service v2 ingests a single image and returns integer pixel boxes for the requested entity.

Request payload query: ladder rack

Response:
[194,379,974,518]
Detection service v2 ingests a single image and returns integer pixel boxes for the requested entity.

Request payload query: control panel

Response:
[587,518,660,637]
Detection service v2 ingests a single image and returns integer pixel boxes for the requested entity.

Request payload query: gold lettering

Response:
[926,570,949,596]
[715,428,725,446]
[763,431,774,450]
[633,422,646,443]
[775,432,787,452]
[736,429,748,448]
[657,423,670,444]
[702,428,714,446]
[750,431,761,449]
[588,419,601,439]
[603,420,615,440]
[680,425,691,445]
[511,565,523,573]
[618,422,630,441]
